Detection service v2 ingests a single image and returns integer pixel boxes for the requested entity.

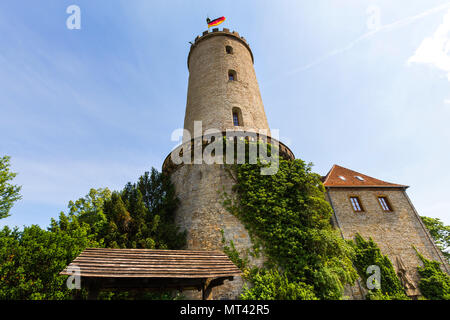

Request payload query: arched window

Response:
[232,107,243,126]
[226,45,233,54]
[228,70,237,81]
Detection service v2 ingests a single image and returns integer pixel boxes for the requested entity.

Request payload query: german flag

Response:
[207,16,226,28]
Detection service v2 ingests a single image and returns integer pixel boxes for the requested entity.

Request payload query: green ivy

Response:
[223,145,358,300]
[350,233,409,300]
[415,249,450,300]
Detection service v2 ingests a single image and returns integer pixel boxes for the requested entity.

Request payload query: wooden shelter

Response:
[60,248,242,300]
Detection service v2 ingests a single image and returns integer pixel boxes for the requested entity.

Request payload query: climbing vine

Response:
[222,142,358,299]
[415,249,450,300]
[350,233,409,300]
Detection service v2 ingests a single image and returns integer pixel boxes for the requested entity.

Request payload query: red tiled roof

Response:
[322,165,408,188]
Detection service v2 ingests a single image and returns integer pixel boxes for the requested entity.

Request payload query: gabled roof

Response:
[322,164,408,188]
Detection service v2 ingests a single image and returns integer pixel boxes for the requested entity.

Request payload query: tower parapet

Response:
[188,28,254,70]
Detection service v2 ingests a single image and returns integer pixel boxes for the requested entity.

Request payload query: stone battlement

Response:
[188,28,254,69]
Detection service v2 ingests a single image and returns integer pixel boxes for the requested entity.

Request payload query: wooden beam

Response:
[202,278,213,300]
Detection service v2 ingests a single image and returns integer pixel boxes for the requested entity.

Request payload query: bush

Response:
[241,268,317,300]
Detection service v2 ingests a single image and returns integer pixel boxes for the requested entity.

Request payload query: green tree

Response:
[421,216,450,263]
[0,223,98,299]
[0,156,22,219]
[241,268,318,300]
[0,167,186,299]
[100,169,185,249]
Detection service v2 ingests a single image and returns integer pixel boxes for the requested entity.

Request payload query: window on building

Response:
[355,176,365,181]
[228,70,237,81]
[350,196,363,212]
[378,196,393,212]
[226,46,233,54]
[232,107,243,126]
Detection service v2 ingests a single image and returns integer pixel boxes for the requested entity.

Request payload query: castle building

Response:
[163,28,290,300]
[323,165,449,298]
[163,27,448,299]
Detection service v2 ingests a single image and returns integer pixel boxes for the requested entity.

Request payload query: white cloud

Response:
[408,8,450,81]
[445,99,450,104]
[281,3,450,77]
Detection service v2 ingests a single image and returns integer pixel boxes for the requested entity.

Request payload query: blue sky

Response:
[1,0,450,228]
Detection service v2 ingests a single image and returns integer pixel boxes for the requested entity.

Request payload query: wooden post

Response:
[202,278,213,300]
[87,279,100,300]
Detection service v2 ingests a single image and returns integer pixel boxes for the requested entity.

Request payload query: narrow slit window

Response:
[350,197,363,212]
[232,107,243,126]
[378,196,392,212]
[233,112,239,126]
[228,70,236,81]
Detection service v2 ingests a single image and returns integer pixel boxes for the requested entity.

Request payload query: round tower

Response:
[163,28,294,300]
[184,28,270,138]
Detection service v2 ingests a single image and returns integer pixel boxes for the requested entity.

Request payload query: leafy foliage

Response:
[420,216,450,263]
[0,224,98,299]
[0,168,185,299]
[240,268,318,300]
[0,156,22,219]
[415,249,450,300]
[51,169,186,250]
[224,152,358,300]
[350,233,409,300]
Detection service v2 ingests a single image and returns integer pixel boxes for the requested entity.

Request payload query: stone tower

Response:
[162,28,293,299]
[183,28,270,139]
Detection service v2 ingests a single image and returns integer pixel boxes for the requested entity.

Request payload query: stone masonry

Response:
[162,28,448,300]
[324,165,450,299]
[183,29,270,140]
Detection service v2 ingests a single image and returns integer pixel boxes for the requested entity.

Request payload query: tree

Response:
[0,167,186,299]
[421,216,450,263]
[0,156,22,219]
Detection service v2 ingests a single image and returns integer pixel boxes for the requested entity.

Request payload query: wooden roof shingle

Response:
[60,248,242,279]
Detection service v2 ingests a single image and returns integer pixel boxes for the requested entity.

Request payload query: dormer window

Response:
[355,176,365,181]
[228,70,237,81]
[226,46,233,54]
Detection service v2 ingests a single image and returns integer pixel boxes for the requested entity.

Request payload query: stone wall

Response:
[170,163,264,299]
[326,187,449,298]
